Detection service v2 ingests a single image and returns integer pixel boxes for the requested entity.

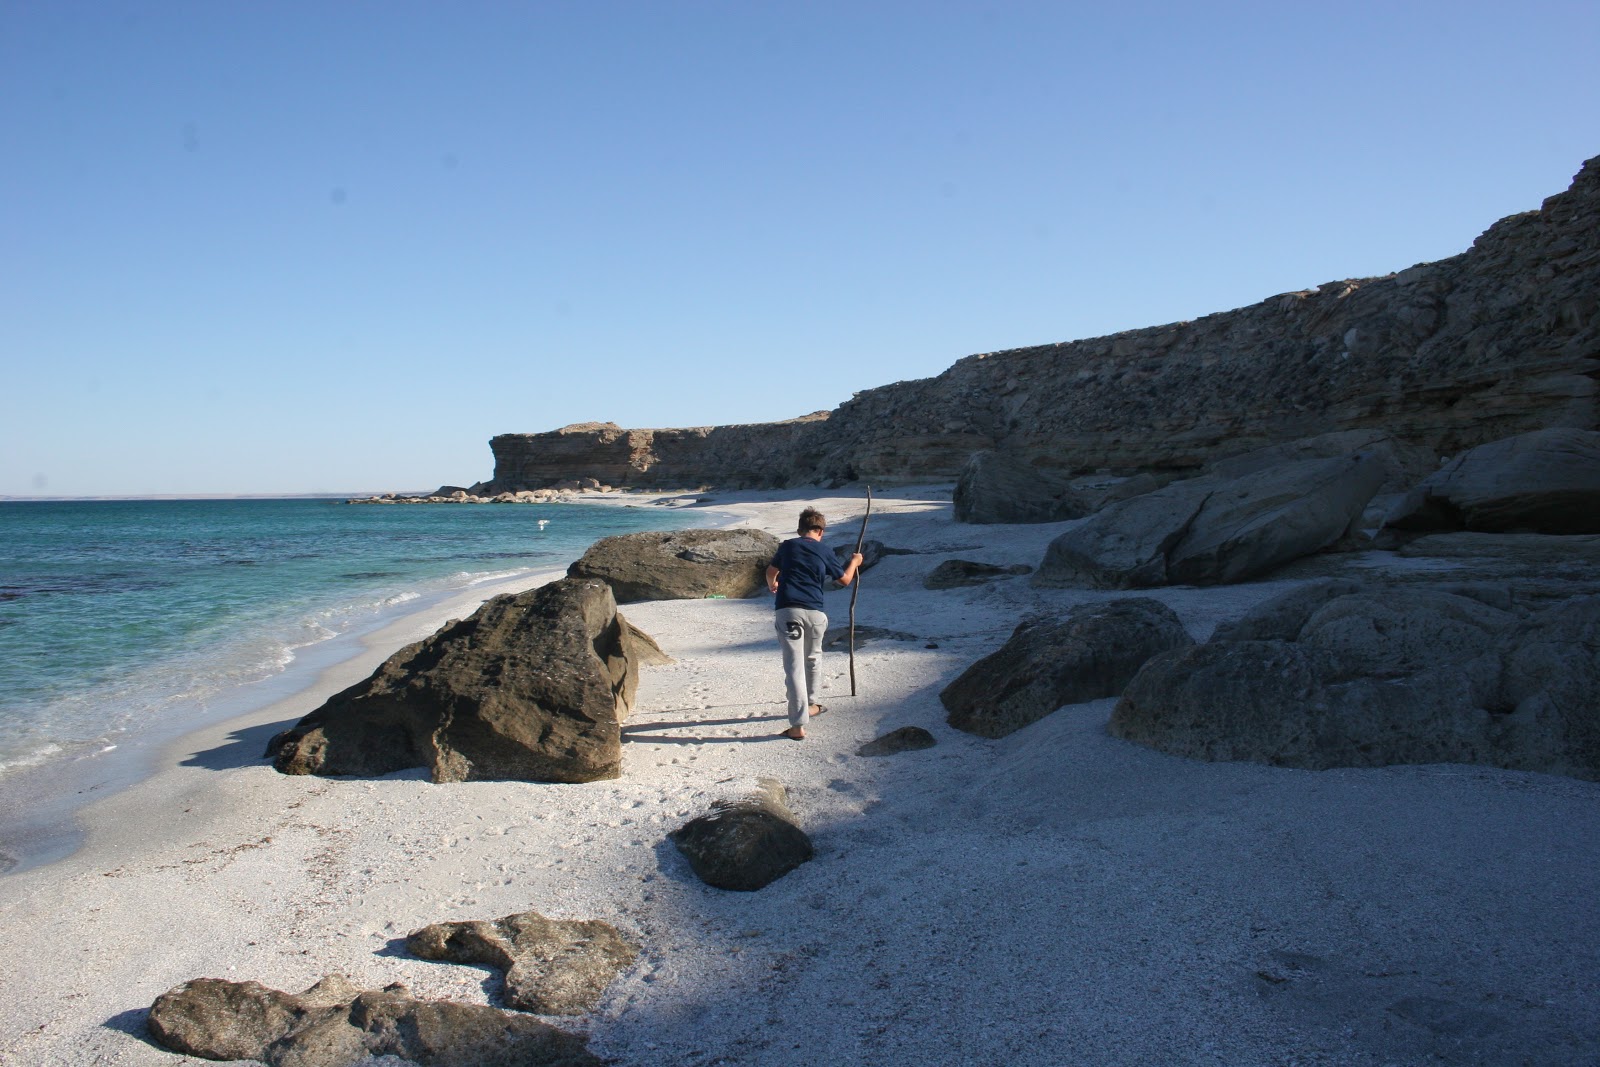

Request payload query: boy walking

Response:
[765,507,864,740]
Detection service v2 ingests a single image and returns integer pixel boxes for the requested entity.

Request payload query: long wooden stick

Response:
[848,485,873,697]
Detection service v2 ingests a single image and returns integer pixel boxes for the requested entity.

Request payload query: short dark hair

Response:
[798,507,826,534]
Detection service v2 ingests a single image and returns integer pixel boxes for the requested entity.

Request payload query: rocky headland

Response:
[477,154,1598,494]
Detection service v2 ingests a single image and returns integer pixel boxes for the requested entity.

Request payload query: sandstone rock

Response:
[567,528,781,602]
[148,976,599,1067]
[268,578,645,784]
[1110,587,1600,780]
[1385,428,1600,534]
[1034,451,1387,588]
[941,599,1193,739]
[670,779,813,891]
[924,559,1033,589]
[953,450,1091,524]
[857,726,937,756]
[406,910,638,1015]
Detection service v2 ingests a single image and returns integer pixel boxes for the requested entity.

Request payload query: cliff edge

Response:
[482,155,1599,492]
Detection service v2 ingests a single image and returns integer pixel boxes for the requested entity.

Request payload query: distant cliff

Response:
[482,155,1599,492]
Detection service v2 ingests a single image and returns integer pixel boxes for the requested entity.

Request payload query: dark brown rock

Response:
[942,599,1194,739]
[670,779,813,891]
[406,910,638,1015]
[148,976,600,1067]
[567,528,781,602]
[268,578,645,784]
[857,726,937,756]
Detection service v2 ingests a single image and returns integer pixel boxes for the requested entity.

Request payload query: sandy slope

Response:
[0,486,1596,1067]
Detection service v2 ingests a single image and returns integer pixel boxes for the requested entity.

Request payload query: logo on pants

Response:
[784,620,804,641]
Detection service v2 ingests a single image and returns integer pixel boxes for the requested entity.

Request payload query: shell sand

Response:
[1,486,1596,1066]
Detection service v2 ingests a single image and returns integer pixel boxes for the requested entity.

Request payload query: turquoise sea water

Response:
[0,498,707,780]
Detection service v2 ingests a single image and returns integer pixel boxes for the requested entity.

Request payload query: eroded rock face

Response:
[268,578,646,784]
[941,599,1194,739]
[148,976,600,1067]
[954,450,1091,524]
[406,911,638,1015]
[1385,428,1600,534]
[567,528,781,602]
[1111,586,1600,780]
[484,156,1600,490]
[1034,451,1387,588]
[670,779,813,891]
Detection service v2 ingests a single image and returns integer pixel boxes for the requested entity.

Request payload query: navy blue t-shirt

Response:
[770,536,845,611]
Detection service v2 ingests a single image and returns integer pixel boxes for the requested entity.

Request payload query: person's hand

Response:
[850,553,864,567]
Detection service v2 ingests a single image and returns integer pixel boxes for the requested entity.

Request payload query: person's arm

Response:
[836,552,864,587]
[766,564,781,594]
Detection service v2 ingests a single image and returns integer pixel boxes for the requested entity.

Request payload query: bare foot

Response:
[781,726,805,741]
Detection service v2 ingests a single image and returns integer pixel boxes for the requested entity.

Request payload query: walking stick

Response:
[848,485,873,697]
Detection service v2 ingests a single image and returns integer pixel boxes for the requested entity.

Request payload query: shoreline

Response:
[0,489,735,877]
[2,486,1596,1065]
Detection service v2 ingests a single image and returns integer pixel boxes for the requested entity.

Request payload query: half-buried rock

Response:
[671,778,813,891]
[148,975,600,1067]
[566,527,781,602]
[268,577,652,783]
[406,910,638,1015]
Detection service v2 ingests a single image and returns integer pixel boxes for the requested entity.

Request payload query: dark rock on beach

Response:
[1034,450,1387,588]
[1384,427,1600,535]
[148,975,600,1067]
[924,559,1034,589]
[670,779,813,891]
[268,577,651,784]
[406,910,638,1016]
[567,527,781,602]
[858,726,938,757]
[942,599,1194,739]
[1111,584,1600,781]
[954,450,1092,524]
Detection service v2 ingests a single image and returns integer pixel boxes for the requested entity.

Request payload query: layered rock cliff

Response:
[483,155,1599,492]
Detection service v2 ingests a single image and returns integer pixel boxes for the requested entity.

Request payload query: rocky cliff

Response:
[483,155,1599,492]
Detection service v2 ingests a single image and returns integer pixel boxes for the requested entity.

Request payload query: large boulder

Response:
[941,599,1194,738]
[1110,586,1600,781]
[670,779,813,891]
[1034,451,1388,588]
[567,528,781,602]
[1384,428,1600,534]
[406,910,638,1015]
[148,976,600,1067]
[953,450,1091,524]
[268,578,648,784]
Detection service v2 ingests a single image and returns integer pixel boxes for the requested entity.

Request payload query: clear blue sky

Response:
[4,1,1597,496]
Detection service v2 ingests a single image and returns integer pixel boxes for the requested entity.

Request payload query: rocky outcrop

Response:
[670,779,813,891]
[567,528,781,602]
[953,451,1092,524]
[1384,427,1600,534]
[479,156,1598,491]
[406,911,638,1015]
[1034,451,1387,588]
[148,976,600,1067]
[268,578,648,784]
[1110,585,1600,781]
[941,599,1194,739]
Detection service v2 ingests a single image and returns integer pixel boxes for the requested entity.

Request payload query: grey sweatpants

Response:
[775,606,828,728]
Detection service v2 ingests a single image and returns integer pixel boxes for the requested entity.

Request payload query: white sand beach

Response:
[1,487,1596,1066]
